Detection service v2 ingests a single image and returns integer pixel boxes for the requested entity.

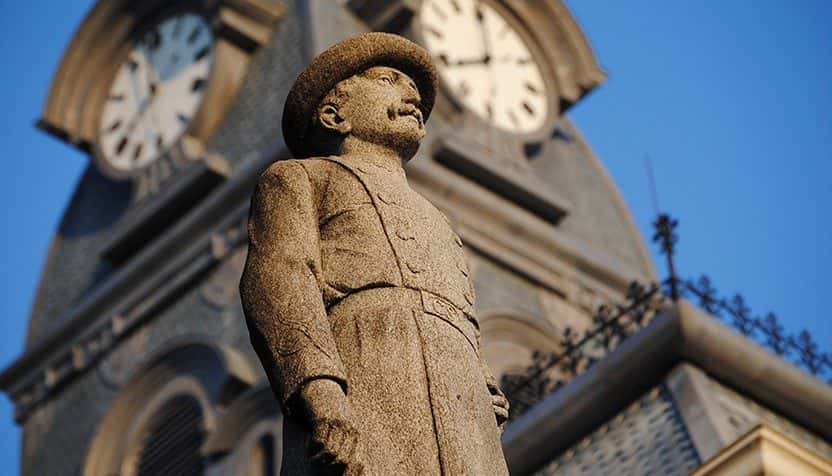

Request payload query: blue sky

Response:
[0,0,830,472]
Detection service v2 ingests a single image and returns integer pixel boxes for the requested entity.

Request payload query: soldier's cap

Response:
[282,32,438,159]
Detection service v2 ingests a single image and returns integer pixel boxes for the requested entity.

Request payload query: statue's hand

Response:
[301,379,364,475]
[484,374,510,432]
[309,416,364,475]
[491,388,510,432]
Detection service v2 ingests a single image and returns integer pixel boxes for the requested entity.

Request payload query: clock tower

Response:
[0,1,710,475]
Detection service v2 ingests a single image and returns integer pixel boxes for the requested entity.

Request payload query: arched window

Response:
[84,340,260,476]
[132,394,206,475]
[479,311,561,381]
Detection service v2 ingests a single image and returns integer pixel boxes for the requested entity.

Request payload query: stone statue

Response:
[240,32,509,475]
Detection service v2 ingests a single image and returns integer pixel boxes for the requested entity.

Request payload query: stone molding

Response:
[0,145,266,422]
[502,300,832,475]
[691,424,832,476]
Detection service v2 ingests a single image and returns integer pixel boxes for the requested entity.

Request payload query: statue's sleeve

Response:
[478,332,504,400]
[240,160,347,415]
[475,324,509,430]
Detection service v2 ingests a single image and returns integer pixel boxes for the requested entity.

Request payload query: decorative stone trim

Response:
[691,424,832,476]
[5,212,249,423]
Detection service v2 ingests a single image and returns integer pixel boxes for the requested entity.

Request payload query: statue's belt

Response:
[330,287,480,355]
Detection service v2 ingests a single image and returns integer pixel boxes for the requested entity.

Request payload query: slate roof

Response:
[536,386,700,476]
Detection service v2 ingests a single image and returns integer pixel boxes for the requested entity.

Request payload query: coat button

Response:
[406,262,424,274]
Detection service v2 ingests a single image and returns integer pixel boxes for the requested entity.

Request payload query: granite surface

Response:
[240,32,509,475]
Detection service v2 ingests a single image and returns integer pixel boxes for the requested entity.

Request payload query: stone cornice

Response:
[502,300,832,475]
[691,424,832,475]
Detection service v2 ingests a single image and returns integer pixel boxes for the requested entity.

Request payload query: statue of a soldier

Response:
[240,32,509,475]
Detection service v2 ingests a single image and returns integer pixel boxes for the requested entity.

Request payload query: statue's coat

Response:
[240,155,508,475]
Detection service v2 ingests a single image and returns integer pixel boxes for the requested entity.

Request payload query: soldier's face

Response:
[339,66,426,158]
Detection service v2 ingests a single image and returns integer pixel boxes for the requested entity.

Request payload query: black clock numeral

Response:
[115,136,129,156]
[516,57,532,65]
[475,5,484,22]
[187,25,202,44]
[156,134,164,150]
[525,82,540,95]
[485,101,494,120]
[194,45,211,62]
[438,54,450,66]
[449,0,461,14]
[522,101,535,116]
[191,78,207,93]
[108,93,124,101]
[177,112,189,124]
[133,143,143,161]
[144,28,161,51]
[105,119,122,133]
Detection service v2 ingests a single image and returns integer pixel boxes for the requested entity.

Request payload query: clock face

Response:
[419,0,548,134]
[98,13,214,173]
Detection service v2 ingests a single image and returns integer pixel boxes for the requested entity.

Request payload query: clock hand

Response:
[475,1,492,64]
[121,95,154,138]
[493,55,533,65]
[450,57,491,67]
[476,1,498,109]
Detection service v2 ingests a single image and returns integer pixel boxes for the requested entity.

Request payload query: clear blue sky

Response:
[0,0,829,472]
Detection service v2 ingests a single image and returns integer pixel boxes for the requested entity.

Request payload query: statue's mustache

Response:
[387,102,423,126]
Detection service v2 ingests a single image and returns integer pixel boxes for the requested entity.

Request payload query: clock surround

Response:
[37,0,285,194]
[413,0,561,143]
[96,11,216,176]
[417,0,551,136]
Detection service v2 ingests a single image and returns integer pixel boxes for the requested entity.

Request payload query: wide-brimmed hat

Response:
[282,32,438,158]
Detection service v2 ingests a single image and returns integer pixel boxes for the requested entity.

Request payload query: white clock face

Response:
[98,13,214,172]
[420,0,548,134]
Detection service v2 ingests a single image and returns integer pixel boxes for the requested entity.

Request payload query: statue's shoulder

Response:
[258,157,350,194]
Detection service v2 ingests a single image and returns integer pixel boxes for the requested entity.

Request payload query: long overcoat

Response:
[240,154,508,475]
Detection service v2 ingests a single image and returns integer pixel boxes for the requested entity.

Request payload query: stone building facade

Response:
[2,1,829,475]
